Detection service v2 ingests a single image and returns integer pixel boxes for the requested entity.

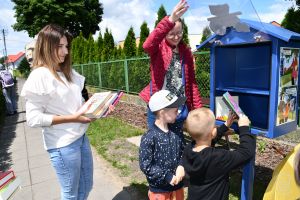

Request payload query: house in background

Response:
[4,52,25,71]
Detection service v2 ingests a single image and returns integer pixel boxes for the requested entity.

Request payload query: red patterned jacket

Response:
[139,16,202,111]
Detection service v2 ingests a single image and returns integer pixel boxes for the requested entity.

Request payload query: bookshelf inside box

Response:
[212,42,272,136]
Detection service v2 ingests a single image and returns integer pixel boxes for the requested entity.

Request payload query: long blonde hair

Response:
[33,24,73,82]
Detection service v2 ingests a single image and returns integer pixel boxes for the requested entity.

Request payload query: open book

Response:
[78,91,123,118]
[222,91,244,118]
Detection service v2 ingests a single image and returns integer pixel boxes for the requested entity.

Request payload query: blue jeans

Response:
[2,86,16,114]
[48,134,93,200]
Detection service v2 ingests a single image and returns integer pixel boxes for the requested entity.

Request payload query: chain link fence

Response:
[73,52,210,98]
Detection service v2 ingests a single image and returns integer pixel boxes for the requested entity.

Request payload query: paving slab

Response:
[0,79,132,200]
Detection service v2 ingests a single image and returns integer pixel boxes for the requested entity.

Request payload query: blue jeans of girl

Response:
[47,134,93,200]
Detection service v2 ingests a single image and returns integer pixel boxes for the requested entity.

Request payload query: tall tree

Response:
[101,28,115,61]
[71,37,79,64]
[12,0,103,38]
[123,27,137,58]
[281,1,300,33]
[76,32,85,64]
[155,5,167,27]
[182,19,189,45]
[96,32,103,61]
[200,26,212,43]
[86,34,95,63]
[137,21,150,56]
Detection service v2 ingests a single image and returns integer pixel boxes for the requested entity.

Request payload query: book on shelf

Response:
[222,91,244,118]
[0,177,21,200]
[0,171,15,190]
[78,91,124,118]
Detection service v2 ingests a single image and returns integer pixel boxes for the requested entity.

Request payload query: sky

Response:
[0,0,296,57]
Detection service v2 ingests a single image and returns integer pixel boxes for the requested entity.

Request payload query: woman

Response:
[139,0,202,131]
[21,24,93,200]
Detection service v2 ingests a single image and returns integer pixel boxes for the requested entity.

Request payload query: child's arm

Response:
[218,115,256,172]
[139,133,174,186]
[174,165,185,185]
[212,111,237,146]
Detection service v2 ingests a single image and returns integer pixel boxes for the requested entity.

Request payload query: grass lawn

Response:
[87,117,268,199]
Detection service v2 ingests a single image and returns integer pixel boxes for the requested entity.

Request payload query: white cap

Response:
[149,90,186,112]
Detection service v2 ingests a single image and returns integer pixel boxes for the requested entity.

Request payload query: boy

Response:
[183,107,256,200]
[139,90,187,200]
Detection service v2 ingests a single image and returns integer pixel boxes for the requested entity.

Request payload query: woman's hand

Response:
[107,105,115,115]
[169,0,189,23]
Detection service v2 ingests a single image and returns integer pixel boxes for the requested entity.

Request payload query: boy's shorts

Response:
[148,188,184,200]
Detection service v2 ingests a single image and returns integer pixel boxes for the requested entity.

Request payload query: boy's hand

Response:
[174,165,185,184]
[225,110,238,128]
[170,175,177,186]
[238,115,250,127]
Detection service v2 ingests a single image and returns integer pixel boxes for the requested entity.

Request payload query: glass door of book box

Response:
[213,42,272,134]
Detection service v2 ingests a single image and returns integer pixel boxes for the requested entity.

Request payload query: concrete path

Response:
[0,79,131,200]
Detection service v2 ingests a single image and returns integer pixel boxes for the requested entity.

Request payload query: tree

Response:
[0,57,5,66]
[200,26,212,43]
[12,0,103,38]
[17,57,31,77]
[182,19,189,45]
[155,5,167,27]
[137,22,150,56]
[101,28,115,61]
[123,27,137,58]
[281,5,300,33]
[72,32,85,64]
[96,32,103,61]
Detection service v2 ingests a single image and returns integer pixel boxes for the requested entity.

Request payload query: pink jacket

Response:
[139,16,202,110]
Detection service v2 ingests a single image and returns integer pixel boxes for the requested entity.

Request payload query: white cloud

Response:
[251,1,294,23]
[185,6,211,34]
[97,0,156,43]
[0,5,33,57]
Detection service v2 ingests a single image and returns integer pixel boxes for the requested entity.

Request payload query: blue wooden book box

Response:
[197,19,300,199]
[198,19,300,139]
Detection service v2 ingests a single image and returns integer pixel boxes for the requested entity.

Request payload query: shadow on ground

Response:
[112,183,148,200]
[0,83,20,171]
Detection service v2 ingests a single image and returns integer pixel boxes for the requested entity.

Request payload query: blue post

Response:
[240,143,256,200]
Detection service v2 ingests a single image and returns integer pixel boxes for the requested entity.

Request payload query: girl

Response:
[21,24,93,200]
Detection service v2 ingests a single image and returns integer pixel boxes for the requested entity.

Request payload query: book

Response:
[0,171,15,190]
[79,91,123,118]
[102,92,124,117]
[215,96,238,121]
[222,91,244,118]
[0,177,21,200]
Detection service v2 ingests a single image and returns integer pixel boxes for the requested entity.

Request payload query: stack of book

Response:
[78,91,124,118]
[0,170,21,200]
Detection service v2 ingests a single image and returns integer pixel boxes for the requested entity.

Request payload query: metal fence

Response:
[73,51,211,98]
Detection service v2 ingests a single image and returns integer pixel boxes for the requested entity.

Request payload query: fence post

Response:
[124,59,129,93]
[98,62,102,89]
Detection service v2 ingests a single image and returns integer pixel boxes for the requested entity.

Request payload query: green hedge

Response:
[73,52,210,97]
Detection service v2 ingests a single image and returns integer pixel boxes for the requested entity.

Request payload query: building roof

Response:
[197,19,300,49]
[4,52,25,64]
